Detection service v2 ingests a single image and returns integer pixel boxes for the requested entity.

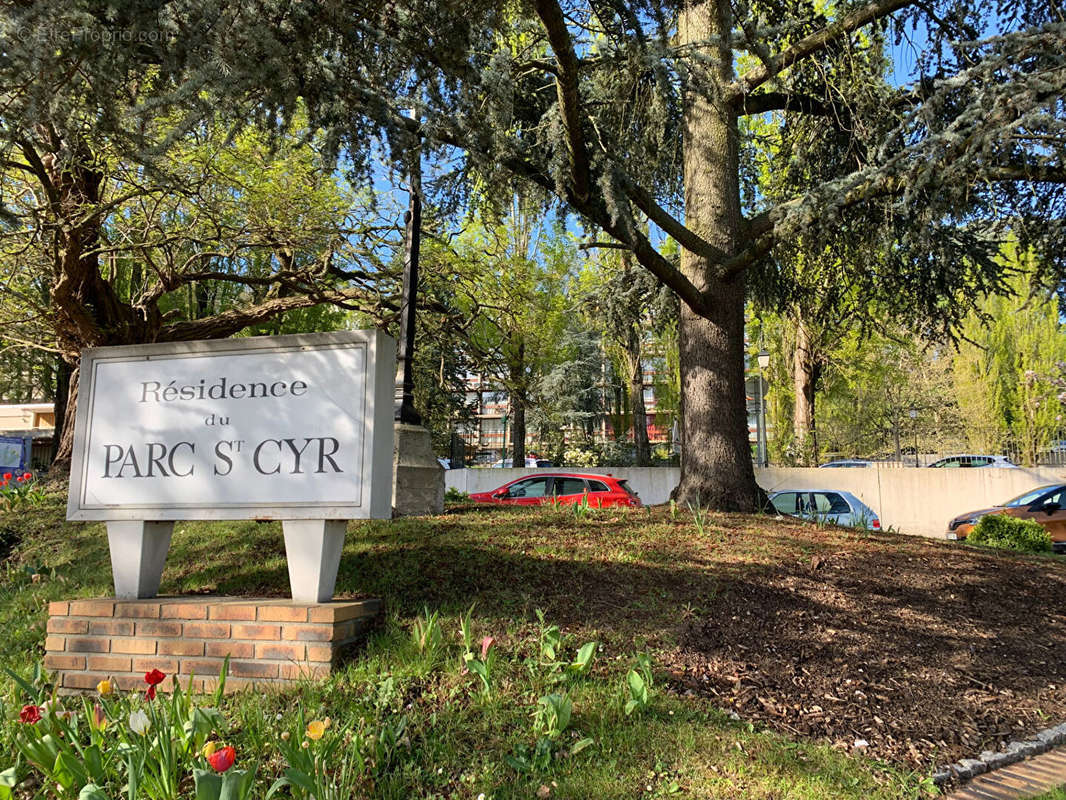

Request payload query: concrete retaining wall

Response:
[444,466,1066,539]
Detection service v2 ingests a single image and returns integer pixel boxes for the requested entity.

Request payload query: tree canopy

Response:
[2,0,1062,503]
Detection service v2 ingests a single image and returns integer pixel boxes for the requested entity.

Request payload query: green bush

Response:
[968,514,1053,553]
[443,487,470,503]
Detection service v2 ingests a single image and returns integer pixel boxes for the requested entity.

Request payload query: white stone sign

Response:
[67,331,397,602]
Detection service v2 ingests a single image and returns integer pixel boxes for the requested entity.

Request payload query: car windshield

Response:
[1004,486,1062,507]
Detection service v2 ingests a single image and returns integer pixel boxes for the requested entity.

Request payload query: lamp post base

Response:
[393,423,444,516]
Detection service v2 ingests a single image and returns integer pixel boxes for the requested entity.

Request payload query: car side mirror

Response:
[493,490,508,499]
[1044,502,1061,514]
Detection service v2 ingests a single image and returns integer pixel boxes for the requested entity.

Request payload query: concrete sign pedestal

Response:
[281,520,347,603]
[393,423,444,516]
[106,521,174,600]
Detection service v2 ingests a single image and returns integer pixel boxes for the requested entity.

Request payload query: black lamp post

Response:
[395,140,422,427]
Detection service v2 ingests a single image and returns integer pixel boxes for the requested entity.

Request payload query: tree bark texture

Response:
[510,344,527,465]
[625,343,652,467]
[792,315,819,465]
[673,0,763,510]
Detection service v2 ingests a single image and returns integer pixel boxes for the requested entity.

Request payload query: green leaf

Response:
[503,754,530,773]
[264,778,291,800]
[83,745,106,783]
[54,750,87,790]
[281,767,318,795]
[0,767,18,800]
[571,737,595,755]
[627,669,647,701]
[219,769,253,800]
[2,668,39,702]
[568,641,597,675]
[79,784,112,800]
[193,768,223,800]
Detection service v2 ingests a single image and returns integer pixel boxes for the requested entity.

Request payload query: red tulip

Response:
[2,473,11,481]
[145,685,156,701]
[144,668,166,686]
[21,472,31,480]
[207,745,236,773]
[19,704,42,724]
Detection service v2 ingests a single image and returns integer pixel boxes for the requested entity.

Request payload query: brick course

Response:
[46,596,381,693]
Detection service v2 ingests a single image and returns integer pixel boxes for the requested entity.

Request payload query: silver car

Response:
[768,489,882,530]
[927,454,1018,468]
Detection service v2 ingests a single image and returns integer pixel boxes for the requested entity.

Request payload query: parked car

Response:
[927,454,1018,468]
[818,459,873,468]
[469,473,641,508]
[768,489,881,530]
[486,457,554,468]
[946,483,1066,552]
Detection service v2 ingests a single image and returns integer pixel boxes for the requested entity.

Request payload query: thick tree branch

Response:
[735,91,840,118]
[729,0,919,97]
[158,287,390,342]
[617,173,733,264]
[533,0,593,202]
[985,164,1066,184]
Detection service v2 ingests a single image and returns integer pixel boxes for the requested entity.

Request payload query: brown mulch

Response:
[660,540,1066,771]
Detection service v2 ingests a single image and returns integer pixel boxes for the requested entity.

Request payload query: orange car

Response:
[947,484,1066,552]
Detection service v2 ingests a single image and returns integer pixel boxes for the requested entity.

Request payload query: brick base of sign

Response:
[44,596,382,694]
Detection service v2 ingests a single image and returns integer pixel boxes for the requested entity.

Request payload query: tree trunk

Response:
[50,358,72,467]
[673,0,763,510]
[50,364,79,474]
[793,315,818,465]
[509,344,526,465]
[510,394,526,466]
[625,340,651,467]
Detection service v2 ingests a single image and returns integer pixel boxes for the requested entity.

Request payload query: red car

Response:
[469,472,641,508]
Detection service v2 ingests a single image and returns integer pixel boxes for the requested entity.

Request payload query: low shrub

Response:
[968,514,1053,553]
[443,487,470,503]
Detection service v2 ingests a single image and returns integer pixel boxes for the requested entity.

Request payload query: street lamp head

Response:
[757,349,770,370]
[908,408,918,419]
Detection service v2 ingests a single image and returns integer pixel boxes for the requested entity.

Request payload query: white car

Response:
[927,455,1018,469]
[769,489,881,530]
[487,457,553,468]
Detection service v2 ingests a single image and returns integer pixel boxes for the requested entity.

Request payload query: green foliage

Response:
[954,244,1066,465]
[624,654,655,717]
[443,487,471,504]
[5,666,230,800]
[968,515,1053,553]
[410,606,445,668]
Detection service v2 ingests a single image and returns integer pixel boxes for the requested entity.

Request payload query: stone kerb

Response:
[44,597,382,694]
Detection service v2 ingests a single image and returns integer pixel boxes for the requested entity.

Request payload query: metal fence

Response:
[817,428,1066,468]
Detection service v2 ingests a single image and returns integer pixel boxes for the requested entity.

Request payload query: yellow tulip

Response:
[202,741,218,759]
[306,720,326,741]
[96,679,112,696]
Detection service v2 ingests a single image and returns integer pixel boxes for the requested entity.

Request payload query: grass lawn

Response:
[3,489,1066,799]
